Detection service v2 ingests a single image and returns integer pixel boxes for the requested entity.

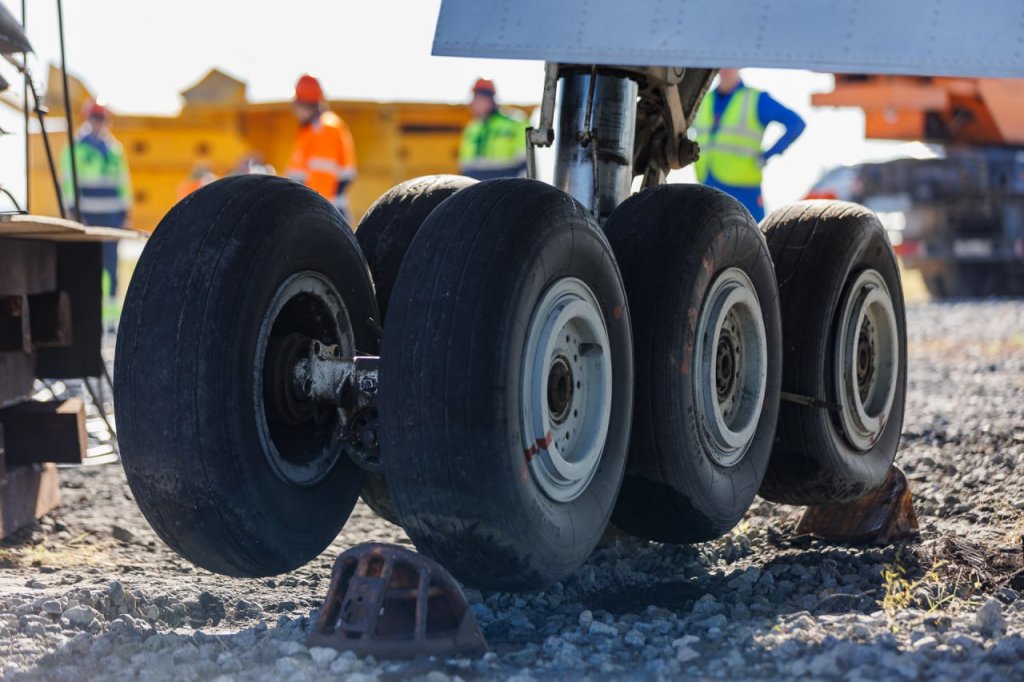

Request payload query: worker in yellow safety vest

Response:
[693,68,806,221]
[176,160,218,200]
[286,74,357,223]
[60,100,132,329]
[458,78,529,180]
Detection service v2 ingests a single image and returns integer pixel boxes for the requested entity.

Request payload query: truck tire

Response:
[115,176,379,577]
[379,179,633,591]
[605,185,782,544]
[759,201,907,505]
[355,175,475,525]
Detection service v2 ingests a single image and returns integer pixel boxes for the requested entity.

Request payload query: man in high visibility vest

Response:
[458,78,528,180]
[286,74,357,223]
[60,100,131,323]
[693,68,806,221]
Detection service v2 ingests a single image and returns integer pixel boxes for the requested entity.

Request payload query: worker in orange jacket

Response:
[286,74,357,223]
[176,160,217,200]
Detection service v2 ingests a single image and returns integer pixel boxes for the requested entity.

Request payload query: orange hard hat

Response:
[472,78,496,96]
[294,74,324,104]
[82,99,109,120]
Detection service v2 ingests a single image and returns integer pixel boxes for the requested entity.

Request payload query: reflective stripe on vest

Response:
[79,196,128,214]
[694,88,766,188]
[76,180,128,214]
[307,156,354,178]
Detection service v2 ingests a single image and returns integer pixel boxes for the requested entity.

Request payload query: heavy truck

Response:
[110,0,1024,591]
[810,75,1024,298]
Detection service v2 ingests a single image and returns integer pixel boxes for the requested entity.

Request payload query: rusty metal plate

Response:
[308,543,487,659]
[796,466,919,544]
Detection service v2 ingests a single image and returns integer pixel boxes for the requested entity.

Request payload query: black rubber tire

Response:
[759,200,907,505]
[379,178,634,591]
[115,175,379,577]
[605,185,782,544]
[355,175,475,525]
[356,174,476,322]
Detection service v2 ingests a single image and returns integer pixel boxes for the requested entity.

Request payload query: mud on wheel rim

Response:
[521,277,613,503]
[835,268,899,452]
[694,267,768,467]
[255,271,355,487]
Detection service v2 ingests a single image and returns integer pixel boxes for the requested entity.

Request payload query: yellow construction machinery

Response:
[28,67,532,230]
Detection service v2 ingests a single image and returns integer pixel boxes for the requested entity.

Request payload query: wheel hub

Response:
[715,313,742,411]
[255,272,354,487]
[546,356,575,425]
[835,269,899,452]
[694,268,768,467]
[856,316,877,403]
[521,278,613,503]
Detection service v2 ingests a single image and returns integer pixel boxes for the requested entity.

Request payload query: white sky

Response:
[1,0,919,212]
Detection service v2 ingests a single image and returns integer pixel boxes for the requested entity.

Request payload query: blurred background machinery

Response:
[28,66,534,231]
[810,76,1024,298]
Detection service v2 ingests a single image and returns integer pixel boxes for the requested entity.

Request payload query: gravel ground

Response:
[1,300,1023,681]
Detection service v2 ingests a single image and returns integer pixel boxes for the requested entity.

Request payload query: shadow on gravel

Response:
[587,579,706,615]
[574,539,894,618]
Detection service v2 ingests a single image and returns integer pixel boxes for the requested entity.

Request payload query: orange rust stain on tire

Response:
[681,305,699,375]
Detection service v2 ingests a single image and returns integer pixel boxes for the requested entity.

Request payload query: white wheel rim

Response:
[835,269,899,451]
[694,267,768,467]
[521,277,613,503]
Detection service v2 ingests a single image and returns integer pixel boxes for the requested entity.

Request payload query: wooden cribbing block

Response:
[0,462,60,540]
[28,291,73,348]
[0,398,87,466]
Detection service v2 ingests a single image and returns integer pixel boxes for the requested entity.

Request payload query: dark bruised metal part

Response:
[338,356,381,472]
[292,339,352,405]
[796,466,919,544]
[343,406,382,473]
[291,340,379,411]
[779,391,842,413]
[308,543,488,659]
[264,333,316,426]
[632,67,715,188]
[265,333,382,470]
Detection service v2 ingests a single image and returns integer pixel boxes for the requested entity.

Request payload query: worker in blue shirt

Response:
[693,68,806,221]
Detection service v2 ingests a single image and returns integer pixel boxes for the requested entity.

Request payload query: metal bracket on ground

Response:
[796,466,920,544]
[308,542,488,659]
